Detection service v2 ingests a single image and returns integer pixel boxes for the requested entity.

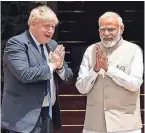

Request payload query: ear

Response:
[120,25,124,35]
[30,23,36,30]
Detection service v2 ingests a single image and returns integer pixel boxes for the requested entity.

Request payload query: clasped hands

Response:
[94,45,108,72]
[48,44,65,71]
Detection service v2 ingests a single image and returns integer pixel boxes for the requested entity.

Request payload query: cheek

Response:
[51,29,55,35]
[113,32,119,38]
[99,32,103,38]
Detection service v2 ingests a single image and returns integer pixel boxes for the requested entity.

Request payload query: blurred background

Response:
[1,1,144,133]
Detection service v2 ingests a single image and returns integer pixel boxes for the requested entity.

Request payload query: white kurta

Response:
[76,39,143,133]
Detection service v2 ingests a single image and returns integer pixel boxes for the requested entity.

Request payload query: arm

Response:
[106,48,143,92]
[75,49,98,94]
[4,38,51,83]
[55,62,73,84]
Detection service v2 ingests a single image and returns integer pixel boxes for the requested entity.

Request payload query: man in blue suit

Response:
[1,5,73,133]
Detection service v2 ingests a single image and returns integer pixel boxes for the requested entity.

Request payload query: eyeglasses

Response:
[99,27,117,33]
[43,24,55,30]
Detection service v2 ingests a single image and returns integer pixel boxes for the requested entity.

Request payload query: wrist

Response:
[93,66,100,72]
[56,66,64,74]
[57,66,64,71]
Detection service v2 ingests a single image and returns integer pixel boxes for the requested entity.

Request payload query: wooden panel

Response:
[61,126,83,133]
[140,83,144,94]
[59,96,86,110]
[141,125,144,133]
[140,95,144,109]
[54,126,83,133]
[61,111,85,125]
[59,81,80,94]
[141,110,144,124]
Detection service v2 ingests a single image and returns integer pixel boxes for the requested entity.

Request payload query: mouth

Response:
[103,38,114,41]
[45,35,51,38]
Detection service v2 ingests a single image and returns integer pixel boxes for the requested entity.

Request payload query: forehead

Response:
[99,16,119,28]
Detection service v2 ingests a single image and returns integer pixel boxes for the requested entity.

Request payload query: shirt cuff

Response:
[106,64,114,78]
[57,66,64,74]
[48,63,54,74]
[56,67,65,80]
[89,68,99,77]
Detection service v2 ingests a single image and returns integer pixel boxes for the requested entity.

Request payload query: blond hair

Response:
[28,5,59,26]
[98,11,124,26]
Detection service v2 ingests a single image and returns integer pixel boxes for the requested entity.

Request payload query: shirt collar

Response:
[29,30,41,48]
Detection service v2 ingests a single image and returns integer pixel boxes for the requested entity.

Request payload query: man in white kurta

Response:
[76,12,143,133]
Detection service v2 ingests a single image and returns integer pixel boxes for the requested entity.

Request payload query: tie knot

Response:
[40,44,44,48]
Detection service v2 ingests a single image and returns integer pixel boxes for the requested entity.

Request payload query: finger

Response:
[59,45,65,54]
[54,45,62,54]
[96,48,102,56]
[101,54,107,61]
[59,52,65,62]
[49,52,54,63]
[97,45,106,57]
[96,49,103,58]
[51,52,60,61]
[96,45,103,54]
[96,53,101,70]
[55,45,65,56]
[56,45,64,52]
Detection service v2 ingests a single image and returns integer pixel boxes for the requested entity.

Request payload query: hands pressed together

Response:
[94,45,108,72]
[49,44,65,71]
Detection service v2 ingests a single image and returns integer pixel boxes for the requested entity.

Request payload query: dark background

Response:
[1,1,144,133]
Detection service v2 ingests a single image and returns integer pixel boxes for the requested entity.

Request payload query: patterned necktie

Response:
[40,44,52,119]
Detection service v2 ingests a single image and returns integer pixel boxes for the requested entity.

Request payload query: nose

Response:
[103,29,110,36]
[48,27,53,32]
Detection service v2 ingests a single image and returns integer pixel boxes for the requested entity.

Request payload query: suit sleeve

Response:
[4,37,52,83]
[60,62,73,84]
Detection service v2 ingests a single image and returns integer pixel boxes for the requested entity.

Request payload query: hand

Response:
[49,49,65,70]
[54,45,65,69]
[94,45,108,72]
[54,44,65,57]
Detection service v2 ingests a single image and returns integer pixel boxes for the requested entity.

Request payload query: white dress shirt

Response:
[29,31,65,106]
[76,41,143,133]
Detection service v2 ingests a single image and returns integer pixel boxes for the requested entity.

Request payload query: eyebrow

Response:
[99,26,116,29]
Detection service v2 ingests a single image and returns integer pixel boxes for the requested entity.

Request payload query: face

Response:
[31,21,55,44]
[99,16,123,48]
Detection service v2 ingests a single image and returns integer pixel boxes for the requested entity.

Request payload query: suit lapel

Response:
[25,30,45,65]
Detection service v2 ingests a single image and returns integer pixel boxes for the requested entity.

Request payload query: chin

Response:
[102,41,116,48]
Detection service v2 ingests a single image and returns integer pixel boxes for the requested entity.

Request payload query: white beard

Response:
[101,29,121,48]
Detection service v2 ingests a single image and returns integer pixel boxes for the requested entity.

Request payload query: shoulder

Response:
[8,31,26,44]
[123,40,142,52]
[6,32,27,50]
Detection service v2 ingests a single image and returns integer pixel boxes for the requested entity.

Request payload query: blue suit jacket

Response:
[1,31,73,132]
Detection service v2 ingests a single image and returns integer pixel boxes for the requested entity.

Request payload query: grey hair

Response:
[98,12,124,26]
[28,5,59,26]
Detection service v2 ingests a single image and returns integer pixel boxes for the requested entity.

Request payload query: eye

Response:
[108,28,116,32]
[51,25,55,29]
